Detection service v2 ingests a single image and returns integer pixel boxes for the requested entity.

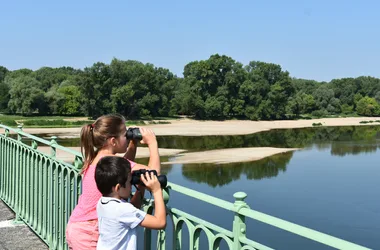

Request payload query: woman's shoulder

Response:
[89,154,136,168]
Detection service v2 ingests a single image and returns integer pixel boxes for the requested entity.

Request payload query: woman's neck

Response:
[89,148,115,166]
[96,148,115,157]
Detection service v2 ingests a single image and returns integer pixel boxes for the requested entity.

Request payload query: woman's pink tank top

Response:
[69,159,136,222]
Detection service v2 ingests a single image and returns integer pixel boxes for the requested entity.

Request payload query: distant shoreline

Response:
[2,117,379,165]
[6,116,380,137]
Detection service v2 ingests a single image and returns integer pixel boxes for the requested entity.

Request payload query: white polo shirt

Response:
[96,197,147,250]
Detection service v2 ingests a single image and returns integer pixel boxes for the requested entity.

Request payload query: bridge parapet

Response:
[0,124,372,250]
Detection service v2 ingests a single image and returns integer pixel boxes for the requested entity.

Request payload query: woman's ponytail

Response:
[80,124,96,174]
[79,114,126,174]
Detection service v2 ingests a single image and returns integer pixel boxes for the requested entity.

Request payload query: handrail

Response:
[0,124,83,170]
[167,182,372,250]
[239,208,371,250]
[0,124,82,158]
[167,182,234,210]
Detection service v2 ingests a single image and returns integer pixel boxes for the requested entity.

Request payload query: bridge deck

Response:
[0,200,48,250]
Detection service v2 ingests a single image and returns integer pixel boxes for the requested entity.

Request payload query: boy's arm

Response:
[140,189,166,230]
[138,172,166,230]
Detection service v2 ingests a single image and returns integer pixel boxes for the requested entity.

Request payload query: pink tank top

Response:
[69,159,136,222]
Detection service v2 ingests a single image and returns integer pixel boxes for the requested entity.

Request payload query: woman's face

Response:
[114,124,129,153]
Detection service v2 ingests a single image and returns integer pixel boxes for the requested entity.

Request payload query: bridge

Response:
[0,124,372,250]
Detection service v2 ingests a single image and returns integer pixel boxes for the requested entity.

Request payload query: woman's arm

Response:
[124,140,137,161]
[130,186,145,208]
[132,128,161,174]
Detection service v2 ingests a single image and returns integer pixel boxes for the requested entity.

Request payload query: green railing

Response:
[0,124,372,250]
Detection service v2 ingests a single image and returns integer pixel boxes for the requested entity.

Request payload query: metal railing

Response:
[0,124,372,250]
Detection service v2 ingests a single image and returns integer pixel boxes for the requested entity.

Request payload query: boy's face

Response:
[118,172,132,200]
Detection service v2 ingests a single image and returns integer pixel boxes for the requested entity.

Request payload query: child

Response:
[95,156,166,250]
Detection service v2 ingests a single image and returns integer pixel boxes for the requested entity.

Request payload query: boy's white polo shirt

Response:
[96,197,146,250]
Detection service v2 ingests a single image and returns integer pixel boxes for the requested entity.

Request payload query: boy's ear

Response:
[114,184,121,192]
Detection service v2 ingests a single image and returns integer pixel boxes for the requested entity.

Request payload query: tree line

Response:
[1,54,380,120]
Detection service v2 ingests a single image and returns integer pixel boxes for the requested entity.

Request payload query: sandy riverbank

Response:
[4,117,378,137]
[36,147,187,163]
[1,117,379,164]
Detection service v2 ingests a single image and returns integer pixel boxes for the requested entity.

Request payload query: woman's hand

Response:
[139,127,157,147]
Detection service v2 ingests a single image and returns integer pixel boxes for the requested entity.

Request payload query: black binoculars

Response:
[126,128,142,141]
[131,169,167,188]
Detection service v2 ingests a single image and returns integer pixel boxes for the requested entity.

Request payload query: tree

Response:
[356,96,380,116]
[0,81,10,112]
[33,67,79,91]
[312,84,340,114]
[57,85,82,115]
[245,61,294,119]
[181,54,246,119]
[7,76,48,115]
[0,66,8,82]
[78,62,113,118]
[286,92,315,117]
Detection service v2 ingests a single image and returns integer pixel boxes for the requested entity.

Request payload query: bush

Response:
[22,119,90,127]
[0,117,18,126]
[311,109,329,118]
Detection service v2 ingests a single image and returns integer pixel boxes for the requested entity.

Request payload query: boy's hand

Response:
[139,127,157,146]
[141,172,161,194]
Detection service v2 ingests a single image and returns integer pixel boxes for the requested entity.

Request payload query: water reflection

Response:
[29,125,380,152]
[180,152,293,187]
[157,125,380,150]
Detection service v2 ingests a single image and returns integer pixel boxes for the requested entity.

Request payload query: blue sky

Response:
[1,0,379,81]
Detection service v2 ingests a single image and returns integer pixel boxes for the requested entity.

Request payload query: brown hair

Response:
[80,114,126,174]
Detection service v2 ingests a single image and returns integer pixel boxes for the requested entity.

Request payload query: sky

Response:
[1,0,380,82]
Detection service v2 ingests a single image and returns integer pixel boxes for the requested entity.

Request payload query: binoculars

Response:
[126,128,142,140]
[131,169,167,188]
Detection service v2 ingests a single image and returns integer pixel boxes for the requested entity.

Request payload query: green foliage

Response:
[356,96,380,116]
[0,115,91,127]
[57,85,82,115]
[341,104,354,114]
[359,120,380,124]
[0,66,9,82]
[311,109,329,118]
[22,119,90,127]
[2,55,380,120]
[7,76,48,115]
[0,116,18,126]
[0,81,10,112]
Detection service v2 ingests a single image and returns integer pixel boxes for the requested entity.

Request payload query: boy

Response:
[95,156,166,250]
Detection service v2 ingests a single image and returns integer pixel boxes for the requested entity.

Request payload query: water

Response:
[33,126,380,249]
[161,147,380,249]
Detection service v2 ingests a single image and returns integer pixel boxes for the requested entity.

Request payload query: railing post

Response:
[157,188,170,250]
[14,125,24,224]
[232,192,248,249]
[50,136,57,157]
[74,156,83,170]
[17,125,23,141]
[32,140,38,150]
